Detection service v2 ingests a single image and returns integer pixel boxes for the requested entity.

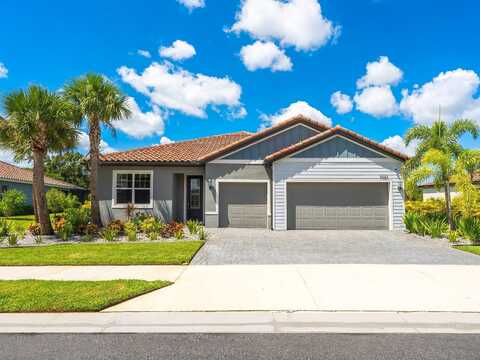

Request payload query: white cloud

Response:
[160,136,174,145]
[117,62,244,118]
[354,86,398,117]
[0,148,30,167]
[400,69,480,124]
[357,56,403,89]
[261,101,332,127]
[240,41,292,72]
[230,0,340,51]
[381,135,418,157]
[330,91,353,114]
[112,97,165,139]
[160,40,196,61]
[137,49,151,58]
[0,63,8,78]
[177,0,205,11]
[78,132,116,154]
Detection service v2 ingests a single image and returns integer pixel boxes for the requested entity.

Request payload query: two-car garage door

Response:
[287,182,389,230]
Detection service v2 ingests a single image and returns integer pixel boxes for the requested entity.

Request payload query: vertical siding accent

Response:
[273,159,405,231]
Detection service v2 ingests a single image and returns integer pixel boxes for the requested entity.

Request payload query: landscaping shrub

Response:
[100,228,119,242]
[28,223,42,244]
[64,207,91,234]
[107,220,124,235]
[186,219,201,235]
[140,217,163,235]
[46,189,80,214]
[0,218,10,239]
[197,226,208,241]
[160,222,184,239]
[447,230,458,243]
[124,221,138,242]
[0,189,26,217]
[403,212,427,236]
[456,217,480,243]
[422,218,448,238]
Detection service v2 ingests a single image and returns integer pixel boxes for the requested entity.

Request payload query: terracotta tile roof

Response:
[100,132,252,164]
[265,125,410,162]
[0,161,84,189]
[199,115,331,162]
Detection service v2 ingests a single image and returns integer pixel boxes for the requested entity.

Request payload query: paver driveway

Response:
[191,229,480,265]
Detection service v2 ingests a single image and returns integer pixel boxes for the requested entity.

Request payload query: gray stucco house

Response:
[99,116,408,230]
[0,160,85,206]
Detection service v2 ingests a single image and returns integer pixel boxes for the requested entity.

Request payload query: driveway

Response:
[191,229,480,265]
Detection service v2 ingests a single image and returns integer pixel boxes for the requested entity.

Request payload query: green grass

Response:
[455,245,480,256]
[0,280,170,312]
[1,214,35,231]
[0,241,204,266]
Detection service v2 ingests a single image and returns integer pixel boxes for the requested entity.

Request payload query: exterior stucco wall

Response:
[422,187,460,200]
[272,158,405,231]
[204,163,271,228]
[97,165,203,225]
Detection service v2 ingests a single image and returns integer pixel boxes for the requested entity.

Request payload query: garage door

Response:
[219,182,268,228]
[287,183,389,230]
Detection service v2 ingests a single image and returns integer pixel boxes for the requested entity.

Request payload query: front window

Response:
[114,171,152,207]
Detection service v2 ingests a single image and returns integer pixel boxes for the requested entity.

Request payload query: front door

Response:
[186,176,204,222]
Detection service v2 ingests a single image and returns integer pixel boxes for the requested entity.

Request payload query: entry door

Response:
[186,176,204,222]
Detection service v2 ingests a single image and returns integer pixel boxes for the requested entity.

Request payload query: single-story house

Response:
[0,160,85,205]
[420,172,480,200]
[99,116,408,230]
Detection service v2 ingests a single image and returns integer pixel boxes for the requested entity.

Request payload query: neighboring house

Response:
[420,172,480,200]
[0,160,86,205]
[99,116,408,230]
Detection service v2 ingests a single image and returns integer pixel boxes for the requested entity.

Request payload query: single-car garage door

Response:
[219,182,268,228]
[287,183,389,230]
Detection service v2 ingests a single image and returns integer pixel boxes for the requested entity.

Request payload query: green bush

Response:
[140,217,163,235]
[64,207,91,234]
[456,217,480,243]
[46,189,80,213]
[0,189,26,217]
[422,218,448,238]
[403,212,427,235]
[197,226,208,241]
[447,231,458,243]
[100,228,119,242]
[0,218,10,238]
[124,221,138,242]
[186,219,201,235]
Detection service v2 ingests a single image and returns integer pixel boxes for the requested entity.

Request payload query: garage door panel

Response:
[288,183,389,230]
[220,183,268,228]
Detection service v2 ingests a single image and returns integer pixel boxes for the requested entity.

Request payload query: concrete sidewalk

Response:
[1,311,480,334]
[106,264,480,312]
[0,266,186,282]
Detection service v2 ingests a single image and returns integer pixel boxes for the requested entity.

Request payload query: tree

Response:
[45,152,89,189]
[64,74,130,226]
[0,86,80,234]
[46,188,80,214]
[0,189,26,217]
[404,119,479,229]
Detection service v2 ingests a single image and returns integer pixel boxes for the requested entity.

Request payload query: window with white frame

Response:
[113,171,153,207]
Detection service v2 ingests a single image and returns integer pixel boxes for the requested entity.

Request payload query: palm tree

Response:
[0,86,80,234]
[64,74,130,225]
[405,119,479,229]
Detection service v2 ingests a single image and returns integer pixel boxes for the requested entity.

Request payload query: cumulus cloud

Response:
[137,49,151,58]
[117,62,244,118]
[160,40,196,61]
[112,97,165,139]
[400,68,480,124]
[229,0,340,51]
[0,63,8,78]
[240,41,292,72]
[381,135,418,157]
[261,101,332,127]
[0,148,30,167]
[78,132,116,154]
[160,136,174,145]
[177,0,205,11]
[354,86,398,117]
[356,56,403,89]
[330,91,353,114]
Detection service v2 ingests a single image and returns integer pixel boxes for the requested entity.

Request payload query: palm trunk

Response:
[33,150,53,235]
[89,123,101,226]
[444,180,454,230]
[32,189,39,223]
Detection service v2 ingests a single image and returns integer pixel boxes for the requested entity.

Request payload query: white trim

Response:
[279,134,402,162]
[210,159,264,164]
[183,175,187,222]
[205,211,218,215]
[112,170,154,209]
[216,179,271,216]
[282,179,392,231]
[215,123,322,161]
[272,164,276,230]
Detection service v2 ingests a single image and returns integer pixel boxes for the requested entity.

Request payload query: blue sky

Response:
[1,0,480,160]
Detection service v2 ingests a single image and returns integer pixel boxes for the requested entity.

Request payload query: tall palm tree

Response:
[64,74,130,225]
[0,86,80,234]
[405,119,479,229]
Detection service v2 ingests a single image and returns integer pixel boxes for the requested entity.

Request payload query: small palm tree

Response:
[405,119,479,229]
[64,74,131,225]
[0,86,80,234]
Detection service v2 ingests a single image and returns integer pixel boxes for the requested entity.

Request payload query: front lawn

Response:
[0,241,204,266]
[0,280,170,312]
[455,245,480,256]
[0,214,35,232]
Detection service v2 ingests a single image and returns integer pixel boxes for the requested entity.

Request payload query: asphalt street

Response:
[1,334,480,360]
